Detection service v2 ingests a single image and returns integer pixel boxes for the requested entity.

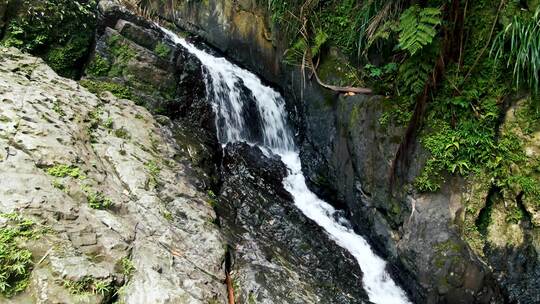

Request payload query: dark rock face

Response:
[139,1,530,303]
[487,243,540,303]
[86,3,221,187]
[217,142,370,304]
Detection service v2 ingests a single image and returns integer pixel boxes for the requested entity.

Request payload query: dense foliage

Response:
[271,0,540,230]
[1,0,97,78]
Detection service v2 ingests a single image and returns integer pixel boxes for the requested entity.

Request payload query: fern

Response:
[398,5,441,55]
[398,53,433,96]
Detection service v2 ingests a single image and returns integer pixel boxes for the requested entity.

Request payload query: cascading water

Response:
[162,27,412,304]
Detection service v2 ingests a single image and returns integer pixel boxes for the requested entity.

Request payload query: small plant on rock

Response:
[145,160,160,187]
[119,257,135,278]
[87,191,113,210]
[47,164,84,179]
[0,213,42,298]
[114,127,131,140]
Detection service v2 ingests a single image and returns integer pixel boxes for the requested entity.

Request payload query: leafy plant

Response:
[145,161,160,187]
[0,213,42,298]
[47,164,84,179]
[86,54,111,77]
[119,257,135,277]
[491,6,540,101]
[87,191,113,210]
[154,42,171,59]
[63,276,111,296]
[398,5,441,55]
[397,51,434,96]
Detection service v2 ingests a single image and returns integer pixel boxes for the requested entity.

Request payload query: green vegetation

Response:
[492,5,540,101]
[63,276,112,296]
[397,5,441,56]
[0,213,43,297]
[104,118,114,130]
[107,34,136,77]
[119,257,135,277]
[87,191,113,210]
[47,164,85,179]
[52,101,65,116]
[154,42,171,59]
[269,0,540,250]
[145,160,160,187]
[1,0,97,78]
[80,79,134,100]
[86,54,111,77]
[207,190,217,207]
[114,127,131,140]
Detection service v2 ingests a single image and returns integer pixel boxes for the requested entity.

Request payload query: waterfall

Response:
[162,27,412,304]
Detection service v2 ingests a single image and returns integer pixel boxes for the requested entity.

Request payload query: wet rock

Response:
[85,4,222,188]
[217,142,370,304]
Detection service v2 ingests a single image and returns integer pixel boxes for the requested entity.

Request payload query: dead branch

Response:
[226,271,235,304]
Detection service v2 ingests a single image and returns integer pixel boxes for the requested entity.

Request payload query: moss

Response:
[80,79,134,100]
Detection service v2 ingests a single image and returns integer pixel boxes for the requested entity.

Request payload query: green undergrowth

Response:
[47,164,85,179]
[62,276,112,296]
[80,79,134,101]
[415,0,539,199]
[154,42,171,59]
[1,0,97,78]
[118,257,135,278]
[0,213,44,298]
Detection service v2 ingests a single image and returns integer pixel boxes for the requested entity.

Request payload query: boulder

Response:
[0,47,226,303]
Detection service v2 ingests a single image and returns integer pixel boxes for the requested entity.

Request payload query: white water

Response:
[162,27,411,304]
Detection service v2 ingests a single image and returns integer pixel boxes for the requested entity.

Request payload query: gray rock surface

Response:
[0,47,226,303]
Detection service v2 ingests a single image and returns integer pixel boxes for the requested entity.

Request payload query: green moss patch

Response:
[80,79,134,101]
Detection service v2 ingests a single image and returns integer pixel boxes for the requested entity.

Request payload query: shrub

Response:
[2,0,97,78]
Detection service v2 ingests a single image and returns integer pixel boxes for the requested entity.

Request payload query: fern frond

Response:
[398,5,441,56]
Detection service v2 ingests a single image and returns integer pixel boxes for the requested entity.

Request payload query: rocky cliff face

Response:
[136,1,540,303]
[0,1,380,303]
